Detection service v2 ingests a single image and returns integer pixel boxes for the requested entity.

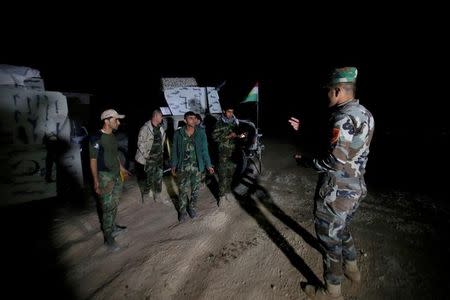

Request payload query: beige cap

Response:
[100,109,125,120]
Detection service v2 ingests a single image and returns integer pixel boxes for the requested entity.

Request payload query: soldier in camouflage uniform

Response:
[135,109,166,203]
[212,105,240,204]
[171,111,214,222]
[289,67,375,300]
[90,109,131,252]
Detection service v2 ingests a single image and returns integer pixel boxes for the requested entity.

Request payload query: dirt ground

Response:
[3,139,449,299]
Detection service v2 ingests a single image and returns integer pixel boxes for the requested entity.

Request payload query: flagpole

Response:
[256,81,259,130]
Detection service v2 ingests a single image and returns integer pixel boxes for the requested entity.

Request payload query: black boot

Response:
[187,198,198,218]
[178,211,189,223]
[104,235,120,252]
[187,206,197,219]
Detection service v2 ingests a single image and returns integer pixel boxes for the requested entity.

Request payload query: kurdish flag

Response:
[241,82,258,103]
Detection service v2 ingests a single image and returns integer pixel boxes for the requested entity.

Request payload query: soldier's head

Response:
[101,109,125,131]
[222,103,235,120]
[184,111,197,128]
[326,67,357,107]
[195,113,202,125]
[151,109,163,126]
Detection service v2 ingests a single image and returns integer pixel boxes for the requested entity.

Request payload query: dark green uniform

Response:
[212,117,238,197]
[90,131,123,238]
[171,126,212,215]
[177,133,201,212]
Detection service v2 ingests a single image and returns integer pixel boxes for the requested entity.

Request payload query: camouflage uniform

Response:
[98,171,123,237]
[212,117,238,197]
[177,135,201,212]
[90,131,123,239]
[135,121,166,197]
[313,98,375,285]
[171,126,212,214]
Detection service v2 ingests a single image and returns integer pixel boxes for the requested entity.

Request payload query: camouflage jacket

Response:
[212,117,238,155]
[135,121,166,165]
[313,99,375,182]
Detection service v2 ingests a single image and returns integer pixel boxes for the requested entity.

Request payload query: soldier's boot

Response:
[178,211,189,223]
[141,192,151,203]
[344,260,361,283]
[218,196,226,206]
[187,205,198,219]
[111,224,127,238]
[187,197,198,218]
[104,235,121,252]
[303,282,343,300]
[153,192,161,202]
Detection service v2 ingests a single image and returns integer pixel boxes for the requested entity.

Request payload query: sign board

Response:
[163,86,221,115]
[161,77,197,89]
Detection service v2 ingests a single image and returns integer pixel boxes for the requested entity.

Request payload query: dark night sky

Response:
[1,10,449,299]
[2,11,449,196]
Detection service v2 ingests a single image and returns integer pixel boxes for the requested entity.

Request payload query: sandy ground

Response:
[3,139,449,299]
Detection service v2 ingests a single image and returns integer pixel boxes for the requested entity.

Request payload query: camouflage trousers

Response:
[98,171,123,237]
[218,154,236,197]
[314,175,367,285]
[177,166,201,213]
[137,160,163,196]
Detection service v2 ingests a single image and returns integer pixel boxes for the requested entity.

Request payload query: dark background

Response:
[2,6,448,199]
[1,6,449,298]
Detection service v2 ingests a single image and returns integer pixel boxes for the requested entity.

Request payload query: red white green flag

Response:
[241,82,258,103]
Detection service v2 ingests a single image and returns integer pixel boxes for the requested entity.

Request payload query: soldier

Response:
[135,109,166,203]
[171,111,214,222]
[90,109,131,252]
[195,113,205,128]
[212,104,241,204]
[289,67,375,300]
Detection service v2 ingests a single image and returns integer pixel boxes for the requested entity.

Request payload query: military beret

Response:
[330,67,358,85]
